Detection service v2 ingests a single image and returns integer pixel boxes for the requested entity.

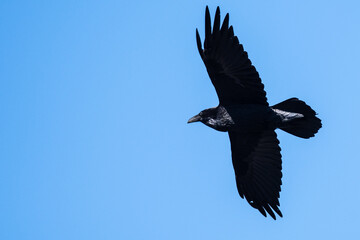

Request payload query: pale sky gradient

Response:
[1,0,360,239]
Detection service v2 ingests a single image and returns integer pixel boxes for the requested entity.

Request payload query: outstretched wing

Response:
[228,130,283,219]
[196,6,268,106]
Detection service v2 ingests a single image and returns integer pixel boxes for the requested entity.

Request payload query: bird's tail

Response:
[272,98,322,139]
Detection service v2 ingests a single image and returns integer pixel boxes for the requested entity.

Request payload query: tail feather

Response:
[272,98,322,139]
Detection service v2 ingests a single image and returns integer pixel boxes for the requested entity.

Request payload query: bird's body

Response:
[191,105,274,133]
[190,104,306,133]
[188,6,322,220]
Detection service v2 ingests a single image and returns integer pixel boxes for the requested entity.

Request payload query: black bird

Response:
[188,6,322,220]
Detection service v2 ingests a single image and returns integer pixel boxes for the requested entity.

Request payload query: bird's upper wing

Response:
[228,130,283,219]
[196,6,268,106]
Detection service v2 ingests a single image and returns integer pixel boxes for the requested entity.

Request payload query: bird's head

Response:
[188,106,234,132]
[187,107,221,129]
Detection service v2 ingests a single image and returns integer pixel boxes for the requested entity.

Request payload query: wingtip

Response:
[205,5,211,39]
[216,6,220,13]
[274,207,283,218]
[221,13,229,32]
[213,6,220,33]
[196,28,203,57]
[228,25,234,36]
[196,28,201,44]
[264,204,276,220]
[257,206,267,218]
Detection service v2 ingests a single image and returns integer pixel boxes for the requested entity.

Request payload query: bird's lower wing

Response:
[228,130,283,219]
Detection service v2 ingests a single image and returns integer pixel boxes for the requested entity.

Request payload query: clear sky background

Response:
[1,0,360,239]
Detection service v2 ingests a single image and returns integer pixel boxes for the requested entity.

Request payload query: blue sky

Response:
[1,0,360,239]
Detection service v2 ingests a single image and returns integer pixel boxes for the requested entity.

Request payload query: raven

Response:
[188,6,322,220]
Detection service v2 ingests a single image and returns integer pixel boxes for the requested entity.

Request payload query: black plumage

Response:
[188,6,322,219]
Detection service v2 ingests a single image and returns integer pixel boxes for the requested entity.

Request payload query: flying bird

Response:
[188,6,322,219]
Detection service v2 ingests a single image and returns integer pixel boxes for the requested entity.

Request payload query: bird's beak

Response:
[187,114,201,123]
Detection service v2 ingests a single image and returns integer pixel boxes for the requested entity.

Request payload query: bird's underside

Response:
[189,6,322,220]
